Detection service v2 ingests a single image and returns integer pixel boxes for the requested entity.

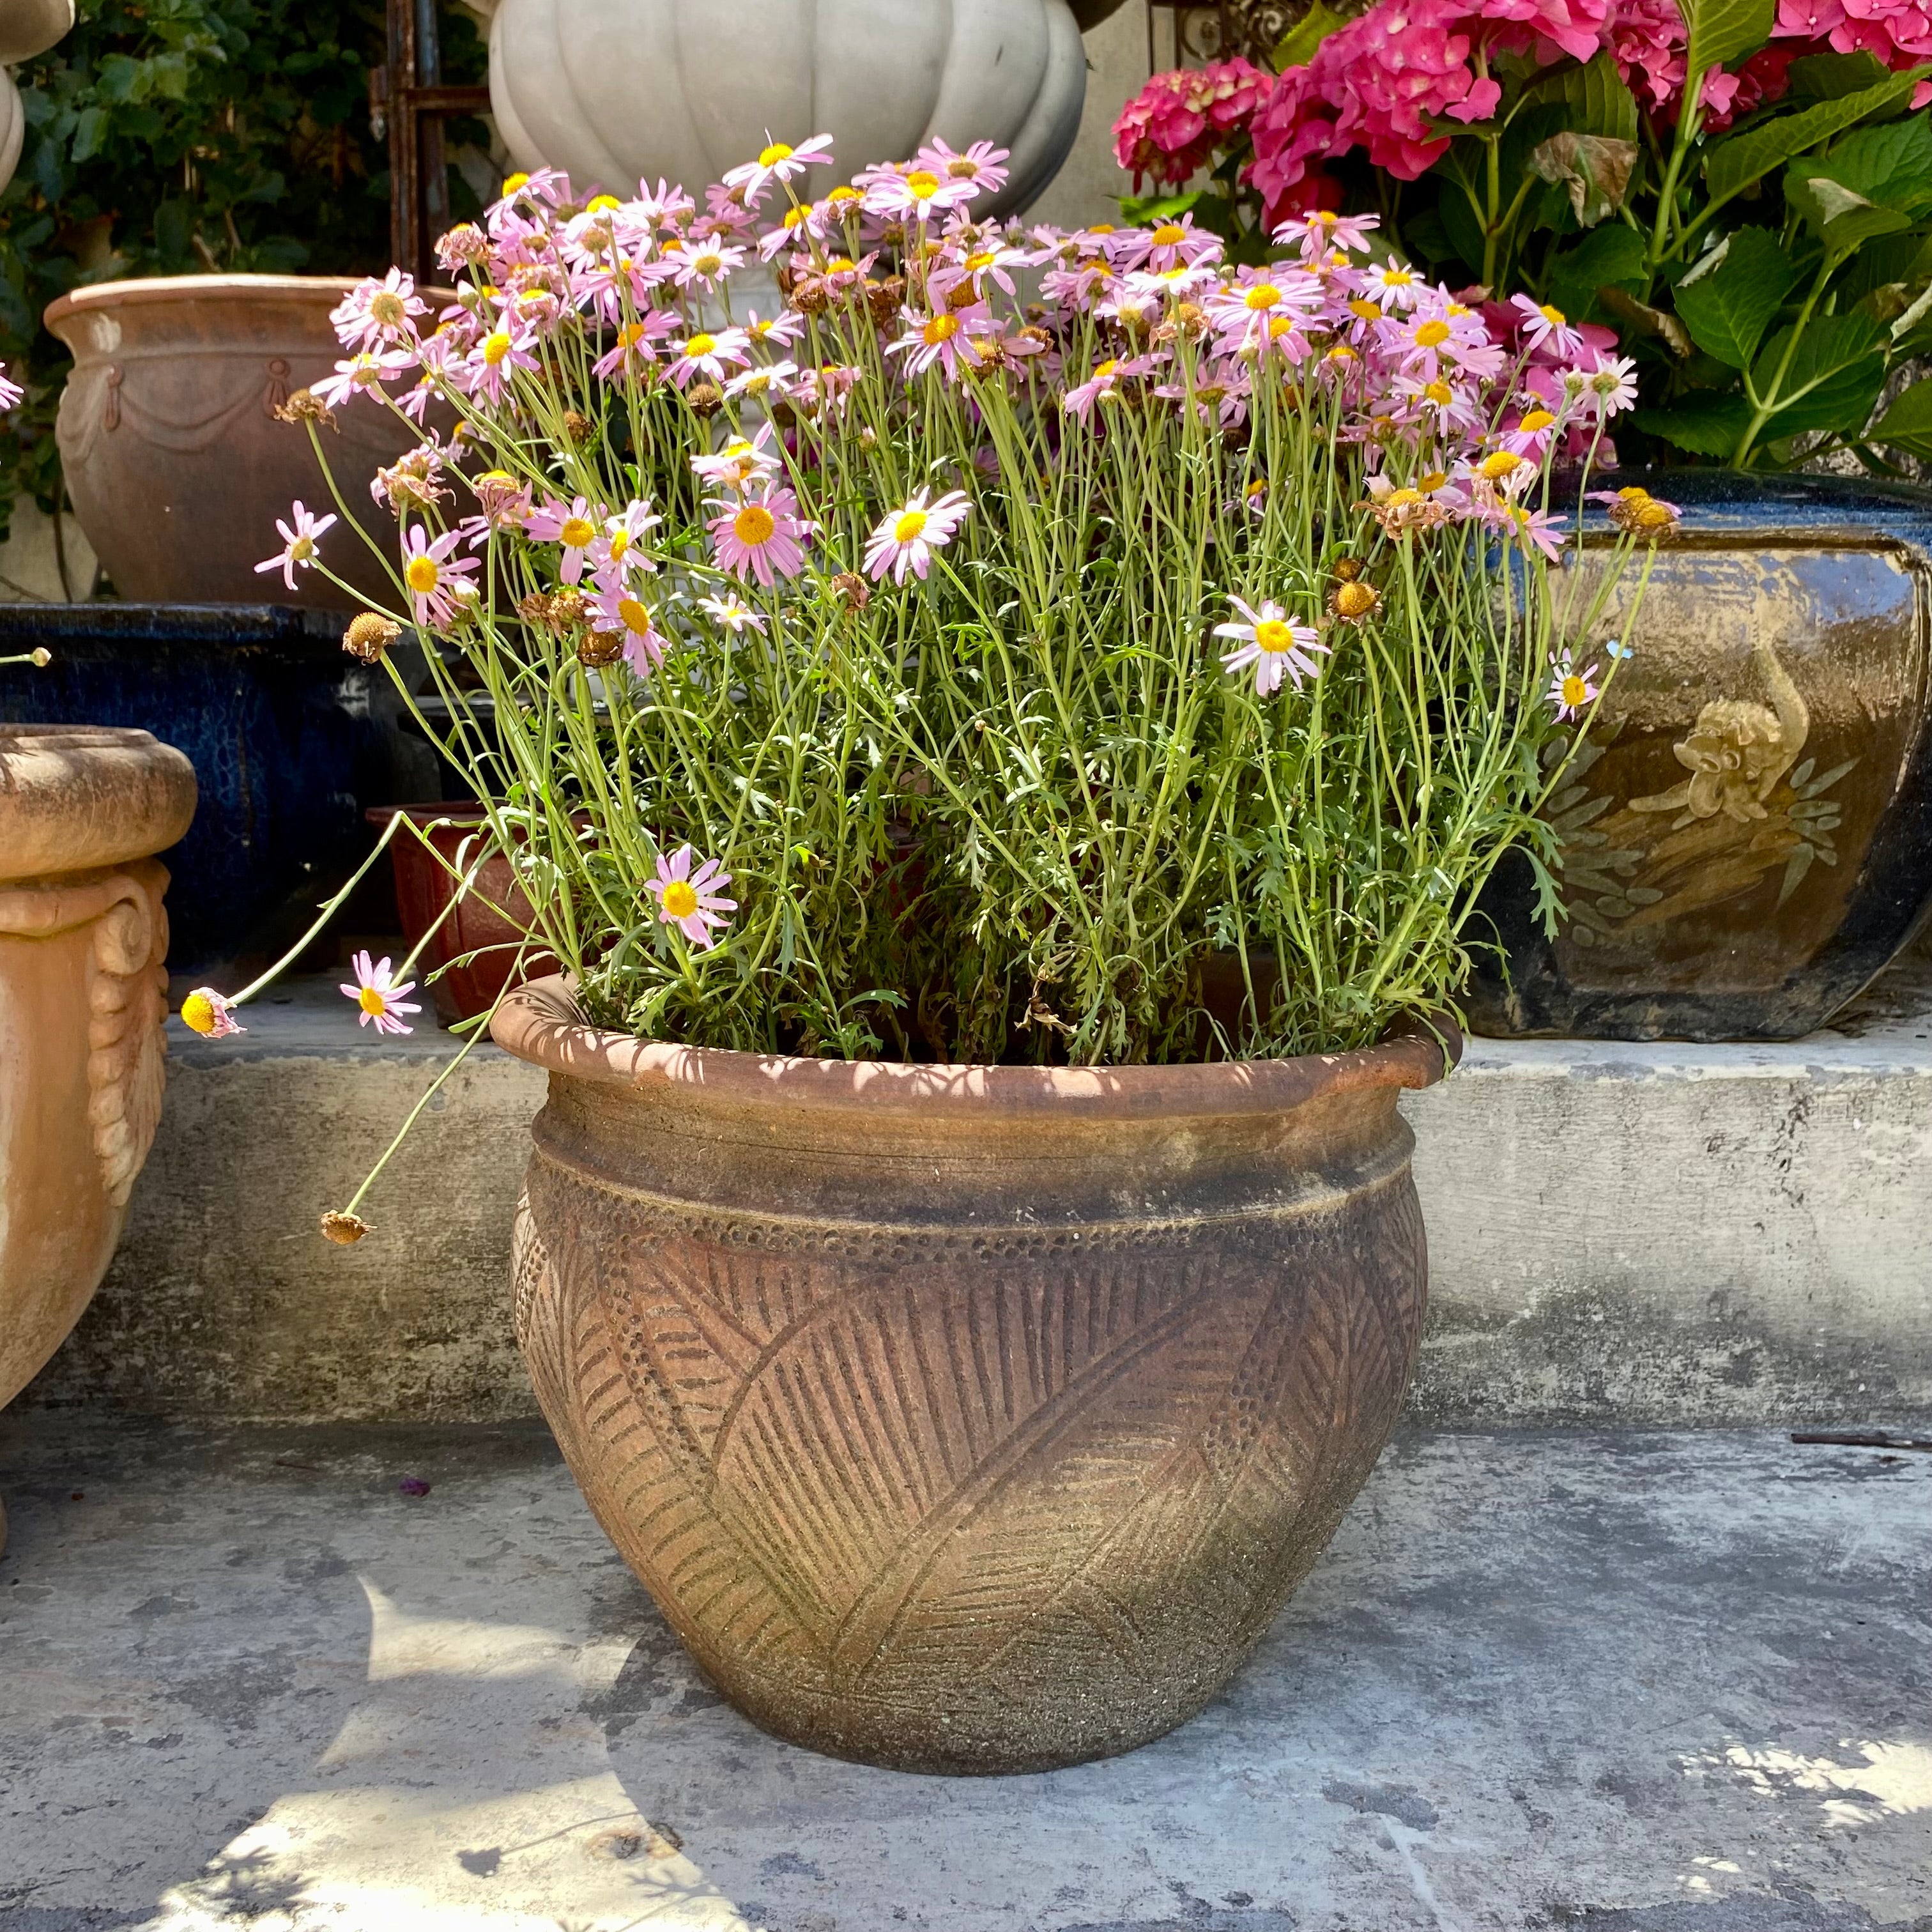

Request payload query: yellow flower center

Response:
[1519,409,1556,433]
[1349,298,1381,321]
[692,251,724,277]
[924,314,960,344]
[782,203,811,231]
[587,193,622,212]
[965,249,997,272]
[1254,619,1293,655]
[1617,486,1651,502]
[180,992,217,1034]
[1151,222,1187,246]
[760,141,795,166]
[1386,487,1423,508]
[893,508,929,543]
[1561,675,1588,707]
[617,321,650,348]
[289,534,314,563]
[1244,283,1282,312]
[609,530,630,564]
[661,879,698,919]
[1540,302,1567,326]
[1383,268,1416,286]
[359,986,388,1016]
[1419,470,1448,492]
[1479,450,1523,480]
[906,170,941,199]
[734,503,777,546]
[1425,380,1453,406]
[1446,302,1471,317]
[369,290,407,326]
[1089,222,1116,235]
[618,595,652,632]
[405,554,440,593]
[828,185,860,204]
[480,468,514,486]
[1268,315,1296,339]
[1335,582,1376,618]
[685,332,716,357]
[1245,478,1267,499]
[560,516,596,548]
[482,331,512,367]
[1634,500,1675,530]
[1413,319,1450,348]
[1326,345,1356,364]
[502,172,530,194]
[825,256,857,274]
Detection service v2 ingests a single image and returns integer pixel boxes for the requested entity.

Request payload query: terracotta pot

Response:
[44,275,447,610]
[1470,471,1932,1041]
[369,805,546,1026]
[493,977,1455,1774]
[1,724,195,1548]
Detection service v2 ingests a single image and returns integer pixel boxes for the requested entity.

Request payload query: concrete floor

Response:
[1,1415,1927,1932]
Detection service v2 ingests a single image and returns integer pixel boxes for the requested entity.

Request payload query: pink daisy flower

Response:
[669,327,751,387]
[708,484,808,586]
[592,310,678,378]
[526,494,606,585]
[1215,595,1330,697]
[911,138,1009,200]
[1547,652,1601,721]
[400,524,479,626]
[331,269,427,353]
[588,585,669,678]
[254,500,338,590]
[179,987,245,1038]
[646,845,736,948]
[341,951,422,1035]
[887,308,985,381]
[458,325,540,405]
[722,133,836,205]
[691,425,782,494]
[0,361,20,411]
[1511,295,1587,360]
[698,592,766,635]
[311,349,412,411]
[668,237,745,291]
[862,488,972,584]
[1272,209,1381,258]
[860,162,976,224]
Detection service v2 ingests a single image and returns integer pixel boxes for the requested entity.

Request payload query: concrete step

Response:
[1,1413,1925,1931]
[22,944,1932,1427]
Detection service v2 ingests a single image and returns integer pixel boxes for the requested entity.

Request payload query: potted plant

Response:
[180,137,1667,1770]
[0,700,195,1553]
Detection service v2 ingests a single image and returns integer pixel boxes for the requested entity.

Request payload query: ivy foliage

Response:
[0,0,486,539]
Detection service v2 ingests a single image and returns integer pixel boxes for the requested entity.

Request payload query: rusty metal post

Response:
[375,0,492,284]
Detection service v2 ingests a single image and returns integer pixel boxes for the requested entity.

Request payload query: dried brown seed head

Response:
[273,388,335,428]
[829,570,871,613]
[342,611,401,662]
[686,381,723,418]
[320,1211,371,1245]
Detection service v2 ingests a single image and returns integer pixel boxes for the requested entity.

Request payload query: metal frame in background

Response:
[369,0,491,287]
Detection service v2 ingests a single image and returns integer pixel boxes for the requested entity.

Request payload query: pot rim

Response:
[493,974,1460,1121]
[44,274,459,328]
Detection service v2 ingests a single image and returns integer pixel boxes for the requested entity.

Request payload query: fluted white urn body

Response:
[0,0,74,190]
[478,0,1087,218]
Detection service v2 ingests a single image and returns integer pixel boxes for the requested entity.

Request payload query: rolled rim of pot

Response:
[43,274,463,336]
[492,974,1462,1119]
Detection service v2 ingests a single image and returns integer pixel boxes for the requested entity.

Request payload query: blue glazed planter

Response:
[0,604,421,974]
[1470,471,1932,1041]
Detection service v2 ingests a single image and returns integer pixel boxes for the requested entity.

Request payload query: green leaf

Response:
[1703,65,1931,211]
[1531,132,1639,227]
[1633,393,1754,456]
[1786,50,1894,100]
[1119,190,1201,226]
[1524,50,1640,144]
[68,105,106,164]
[1749,309,1887,438]
[1869,376,1932,453]
[1683,0,1775,93]
[1805,112,1932,213]
[1547,223,1648,318]
[1275,0,1351,70]
[1673,227,1803,367]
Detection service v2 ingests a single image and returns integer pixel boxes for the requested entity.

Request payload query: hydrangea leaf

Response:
[1671,226,1804,367]
[1524,50,1640,144]
[1803,114,1932,215]
[1632,393,1754,456]
[1748,310,1888,438]
[1274,0,1350,73]
[1703,66,1930,213]
[1680,0,1775,95]
[1869,376,1932,454]
[1547,224,1648,320]
[1786,50,1895,100]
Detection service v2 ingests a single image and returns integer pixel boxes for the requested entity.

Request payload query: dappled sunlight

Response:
[1687,1740,1932,1830]
[134,1575,756,1932]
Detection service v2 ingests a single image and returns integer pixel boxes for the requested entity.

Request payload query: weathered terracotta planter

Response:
[45,275,444,609]
[0,725,195,1549]
[494,977,1454,1774]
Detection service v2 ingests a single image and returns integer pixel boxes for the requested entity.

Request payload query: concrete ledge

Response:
[23,956,1932,1425]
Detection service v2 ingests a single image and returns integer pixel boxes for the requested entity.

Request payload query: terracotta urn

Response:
[44,276,442,609]
[0,726,195,1549]
[467,0,1099,218]
[494,977,1454,1773]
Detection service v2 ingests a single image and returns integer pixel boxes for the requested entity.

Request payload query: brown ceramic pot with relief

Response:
[45,275,448,609]
[1,725,195,1551]
[493,976,1455,1774]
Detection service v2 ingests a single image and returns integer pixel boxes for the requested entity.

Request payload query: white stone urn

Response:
[468,0,1092,217]
[0,0,73,189]
[1,726,195,1551]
